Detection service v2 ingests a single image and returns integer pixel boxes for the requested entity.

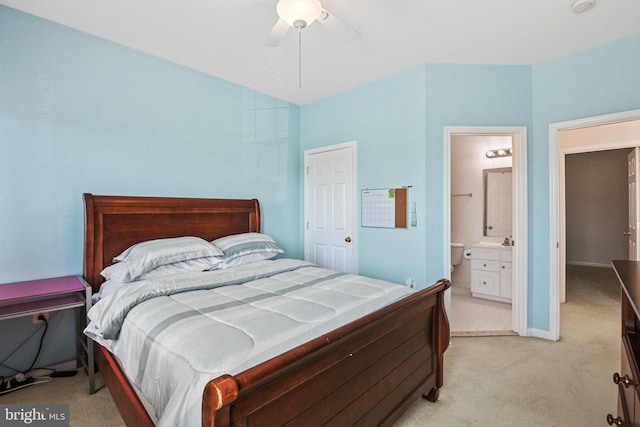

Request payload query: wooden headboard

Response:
[83,193,260,291]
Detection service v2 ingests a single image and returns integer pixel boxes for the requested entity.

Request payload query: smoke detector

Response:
[571,0,595,13]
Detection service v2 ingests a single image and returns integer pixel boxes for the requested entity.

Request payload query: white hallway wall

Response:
[565,149,628,267]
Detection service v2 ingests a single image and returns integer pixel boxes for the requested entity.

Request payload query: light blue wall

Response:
[529,34,640,331]
[2,3,639,374]
[302,35,640,334]
[301,65,532,289]
[0,6,301,376]
[300,66,428,285]
[0,6,302,284]
[423,64,533,286]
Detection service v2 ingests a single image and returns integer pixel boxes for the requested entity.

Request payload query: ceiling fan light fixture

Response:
[277,0,323,29]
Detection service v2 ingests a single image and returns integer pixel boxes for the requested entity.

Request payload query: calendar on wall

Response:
[361,188,407,228]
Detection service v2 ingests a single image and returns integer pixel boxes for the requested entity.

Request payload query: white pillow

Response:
[101,255,224,283]
[113,236,223,281]
[212,232,284,267]
[93,279,128,302]
[219,252,278,268]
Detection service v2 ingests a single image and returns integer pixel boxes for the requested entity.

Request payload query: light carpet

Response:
[0,265,620,426]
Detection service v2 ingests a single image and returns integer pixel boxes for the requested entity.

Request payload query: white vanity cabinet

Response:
[470,244,512,303]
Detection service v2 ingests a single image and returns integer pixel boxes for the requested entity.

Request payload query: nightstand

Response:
[0,275,95,393]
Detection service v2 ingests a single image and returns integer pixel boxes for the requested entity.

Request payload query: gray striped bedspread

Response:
[84,258,416,426]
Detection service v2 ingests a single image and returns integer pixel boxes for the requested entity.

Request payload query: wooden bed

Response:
[83,193,451,427]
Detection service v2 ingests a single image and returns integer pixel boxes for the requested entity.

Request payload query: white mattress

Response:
[84,258,415,426]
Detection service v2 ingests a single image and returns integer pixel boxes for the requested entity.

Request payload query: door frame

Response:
[444,126,528,337]
[303,140,358,272]
[549,109,640,341]
[628,148,640,261]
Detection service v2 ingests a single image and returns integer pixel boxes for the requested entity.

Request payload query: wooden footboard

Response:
[202,279,450,427]
[95,345,155,427]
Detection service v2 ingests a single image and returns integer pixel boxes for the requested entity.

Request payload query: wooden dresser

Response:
[610,260,640,426]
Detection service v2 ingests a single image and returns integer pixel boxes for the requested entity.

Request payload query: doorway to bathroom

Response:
[444,126,528,337]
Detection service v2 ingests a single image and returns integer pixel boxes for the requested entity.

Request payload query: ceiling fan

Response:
[264,0,361,47]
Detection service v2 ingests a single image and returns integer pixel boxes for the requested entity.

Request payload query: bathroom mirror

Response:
[483,167,512,237]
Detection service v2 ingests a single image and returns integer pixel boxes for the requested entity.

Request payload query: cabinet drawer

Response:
[620,337,638,422]
[500,262,512,300]
[471,248,500,261]
[471,259,499,272]
[471,272,500,296]
[616,384,630,427]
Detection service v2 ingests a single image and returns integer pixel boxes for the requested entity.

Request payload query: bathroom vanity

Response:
[470,243,512,303]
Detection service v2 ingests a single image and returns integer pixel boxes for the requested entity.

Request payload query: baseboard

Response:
[452,330,517,337]
[566,261,612,269]
[451,282,470,289]
[527,327,558,341]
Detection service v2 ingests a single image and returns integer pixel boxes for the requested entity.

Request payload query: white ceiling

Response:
[2,0,639,105]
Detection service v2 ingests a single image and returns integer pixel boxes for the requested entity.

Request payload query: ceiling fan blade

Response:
[318,8,361,44]
[264,18,291,47]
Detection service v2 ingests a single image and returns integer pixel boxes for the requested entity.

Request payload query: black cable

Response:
[26,316,48,372]
[0,316,49,375]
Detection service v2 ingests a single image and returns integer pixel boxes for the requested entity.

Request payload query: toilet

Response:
[451,243,464,272]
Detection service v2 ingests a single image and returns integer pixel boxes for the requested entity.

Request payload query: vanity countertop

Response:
[471,242,513,249]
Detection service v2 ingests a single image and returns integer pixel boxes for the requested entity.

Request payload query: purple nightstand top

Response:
[0,276,84,303]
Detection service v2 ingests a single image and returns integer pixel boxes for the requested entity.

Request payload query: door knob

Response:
[624,231,633,236]
[606,414,624,426]
[345,237,352,243]
[613,372,634,387]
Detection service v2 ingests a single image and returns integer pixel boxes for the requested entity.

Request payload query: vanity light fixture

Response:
[486,148,513,159]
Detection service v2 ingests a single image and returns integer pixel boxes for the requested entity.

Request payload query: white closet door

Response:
[304,143,356,273]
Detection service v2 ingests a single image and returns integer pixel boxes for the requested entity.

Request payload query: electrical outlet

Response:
[32,312,48,324]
